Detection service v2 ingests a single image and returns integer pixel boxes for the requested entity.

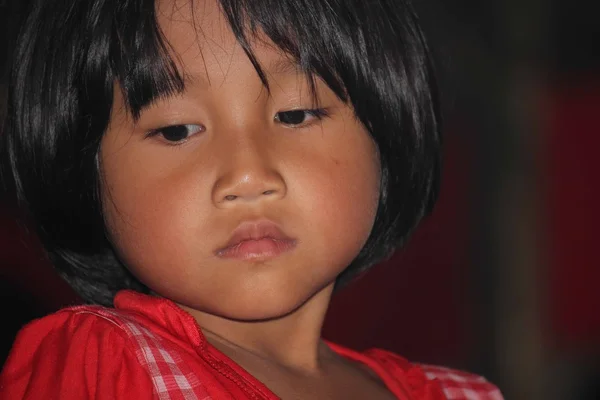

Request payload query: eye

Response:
[275,109,328,127]
[147,124,205,143]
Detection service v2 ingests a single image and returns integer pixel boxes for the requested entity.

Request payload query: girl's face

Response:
[100,0,380,321]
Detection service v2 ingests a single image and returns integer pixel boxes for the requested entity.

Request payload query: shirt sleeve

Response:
[0,310,156,400]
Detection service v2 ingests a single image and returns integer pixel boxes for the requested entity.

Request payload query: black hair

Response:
[1,0,441,306]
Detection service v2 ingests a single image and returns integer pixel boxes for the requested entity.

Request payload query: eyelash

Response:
[145,124,205,145]
[146,108,329,144]
[275,108,329,127]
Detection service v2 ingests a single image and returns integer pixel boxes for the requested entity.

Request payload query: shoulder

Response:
[0,305,155,400]
[418,364,504,400]
[6,305,130,354]
[6,305,138,353]
[365,349,504,400]
[2,304,168,370]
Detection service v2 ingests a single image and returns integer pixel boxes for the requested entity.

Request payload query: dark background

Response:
[1,1,599,399]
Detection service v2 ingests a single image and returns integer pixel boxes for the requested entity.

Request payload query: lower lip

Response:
[217,238,296,261]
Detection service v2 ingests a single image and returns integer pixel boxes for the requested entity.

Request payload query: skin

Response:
[100,0,394,398]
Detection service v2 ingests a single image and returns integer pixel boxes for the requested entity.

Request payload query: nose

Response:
[212,144,286,207]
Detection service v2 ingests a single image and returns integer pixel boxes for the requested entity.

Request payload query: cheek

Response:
[100,151,210,282]
[298,138,380,266]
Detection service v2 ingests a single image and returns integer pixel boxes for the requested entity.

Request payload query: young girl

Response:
[0,0,502,398]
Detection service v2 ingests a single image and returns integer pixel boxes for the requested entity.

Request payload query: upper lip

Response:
[216,220,295,255]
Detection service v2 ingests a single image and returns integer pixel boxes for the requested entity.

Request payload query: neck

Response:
[181,284,335,373]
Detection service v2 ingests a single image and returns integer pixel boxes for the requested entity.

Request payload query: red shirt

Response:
[0,291,502,399]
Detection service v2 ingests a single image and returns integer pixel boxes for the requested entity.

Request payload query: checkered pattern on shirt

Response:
[73,306,502,400]
[75,308,212,400]
[421,364,504,400]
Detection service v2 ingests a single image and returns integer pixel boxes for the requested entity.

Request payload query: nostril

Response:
[262,190,275,195]
[224,195,238,201]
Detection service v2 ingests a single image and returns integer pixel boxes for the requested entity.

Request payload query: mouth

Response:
[215,220,297,261]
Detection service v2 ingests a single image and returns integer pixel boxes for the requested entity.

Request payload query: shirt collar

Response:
[114,290,208,349]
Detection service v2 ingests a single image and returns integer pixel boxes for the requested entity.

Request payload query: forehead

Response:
[155,0,297,85]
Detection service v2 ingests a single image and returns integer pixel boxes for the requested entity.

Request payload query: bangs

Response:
[218,0,350,103]
[112,0,373,119]
[108,0,184,119]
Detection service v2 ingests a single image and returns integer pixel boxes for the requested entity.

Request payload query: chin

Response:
[210,289,315,322]
[146,264,338,323]
[181,280,329,323]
